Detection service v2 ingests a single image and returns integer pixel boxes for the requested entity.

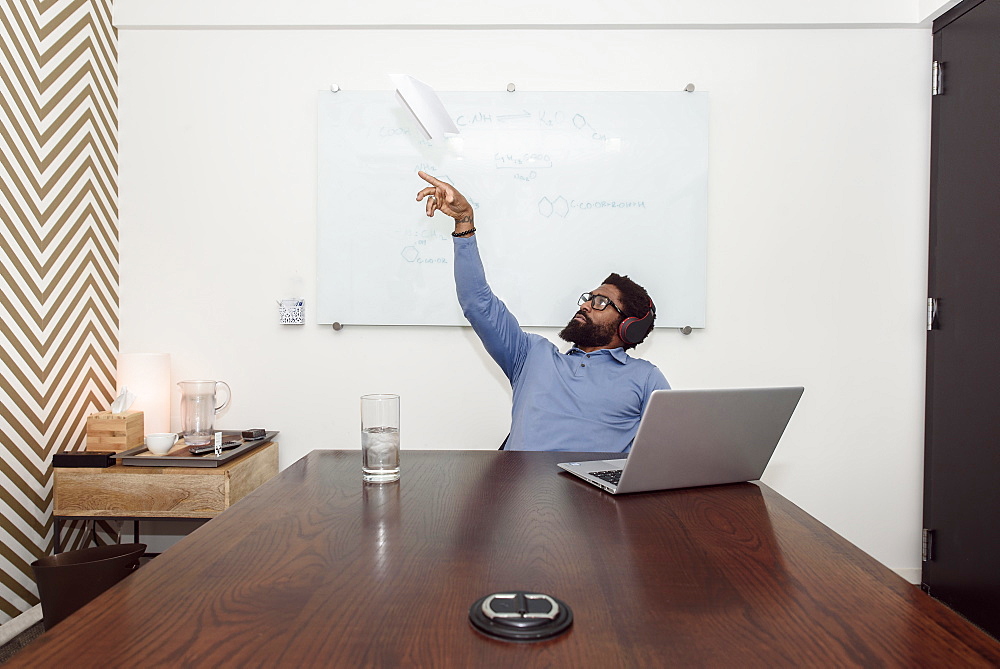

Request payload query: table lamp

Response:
[116,353,171,433]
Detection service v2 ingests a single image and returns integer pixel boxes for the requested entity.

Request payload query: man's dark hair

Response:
[603,273,655,350]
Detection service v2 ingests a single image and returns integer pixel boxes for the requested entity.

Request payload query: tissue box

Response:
[86,410,144,452]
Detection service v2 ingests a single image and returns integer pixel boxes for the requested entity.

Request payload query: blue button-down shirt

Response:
[454,236,670,452]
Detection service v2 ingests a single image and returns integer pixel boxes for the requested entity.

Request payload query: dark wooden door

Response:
[923,0,1000,639]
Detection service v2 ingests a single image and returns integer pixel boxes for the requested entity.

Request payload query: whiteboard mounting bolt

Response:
[506,83,516,92]
[684,83,695,92]
[680,326,692,335]
[330,84,341,93]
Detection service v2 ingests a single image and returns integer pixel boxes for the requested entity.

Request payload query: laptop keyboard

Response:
[592,469,623,485]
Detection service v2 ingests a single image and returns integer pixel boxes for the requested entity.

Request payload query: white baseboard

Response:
[892,567,921,585]
[0,604,42,646]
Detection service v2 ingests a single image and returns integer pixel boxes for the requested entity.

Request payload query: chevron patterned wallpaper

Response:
[0,0,118,621]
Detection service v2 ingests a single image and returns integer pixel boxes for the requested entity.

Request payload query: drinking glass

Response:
[361,394,400,483]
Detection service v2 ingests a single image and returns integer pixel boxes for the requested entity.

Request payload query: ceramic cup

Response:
[145,432,178,455]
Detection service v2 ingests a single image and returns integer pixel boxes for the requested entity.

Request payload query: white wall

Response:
[116,8,933,579]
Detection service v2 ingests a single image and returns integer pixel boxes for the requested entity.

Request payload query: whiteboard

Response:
[317,91,708,328]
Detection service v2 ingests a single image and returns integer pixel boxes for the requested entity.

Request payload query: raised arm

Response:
[414,172,530,381]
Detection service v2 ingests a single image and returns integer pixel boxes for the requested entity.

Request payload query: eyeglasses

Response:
[578,292,624,315]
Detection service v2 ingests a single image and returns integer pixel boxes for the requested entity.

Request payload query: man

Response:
[416,171,670,452]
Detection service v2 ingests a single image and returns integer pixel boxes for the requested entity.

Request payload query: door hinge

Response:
[922,528,935,562]
[932,61,943,96]
[927,297,939,331]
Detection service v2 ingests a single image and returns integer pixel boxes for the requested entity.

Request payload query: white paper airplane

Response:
[390,74,459,141]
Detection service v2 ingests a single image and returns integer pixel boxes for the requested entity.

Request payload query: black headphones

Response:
[618,299,656,345]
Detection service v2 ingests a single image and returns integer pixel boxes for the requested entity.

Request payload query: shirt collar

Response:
[567,347,629,364]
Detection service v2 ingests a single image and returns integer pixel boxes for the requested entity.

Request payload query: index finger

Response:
[417,170,445,188]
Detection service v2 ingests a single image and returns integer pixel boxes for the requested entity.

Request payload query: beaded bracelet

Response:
[451,227,476,237]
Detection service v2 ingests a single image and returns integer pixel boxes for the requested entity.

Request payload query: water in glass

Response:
[362,427,400,482]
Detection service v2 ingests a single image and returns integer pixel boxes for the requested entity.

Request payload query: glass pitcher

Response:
[178,380,231,447]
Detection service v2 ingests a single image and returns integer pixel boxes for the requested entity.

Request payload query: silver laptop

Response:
[557,387,804,494]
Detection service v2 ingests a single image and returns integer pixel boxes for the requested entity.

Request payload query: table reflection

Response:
[362,480,401,576]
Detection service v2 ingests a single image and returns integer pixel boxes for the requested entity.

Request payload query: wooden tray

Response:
[115,431,278,468]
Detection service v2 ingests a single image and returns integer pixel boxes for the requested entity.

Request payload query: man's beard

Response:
[558,311,619,349]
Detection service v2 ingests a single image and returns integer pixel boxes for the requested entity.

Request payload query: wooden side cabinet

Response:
[53,441,279,551]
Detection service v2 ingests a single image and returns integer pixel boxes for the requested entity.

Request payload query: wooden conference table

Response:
[14,450,1000,667]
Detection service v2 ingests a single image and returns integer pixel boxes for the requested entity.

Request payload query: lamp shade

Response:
[116,353,171,434]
